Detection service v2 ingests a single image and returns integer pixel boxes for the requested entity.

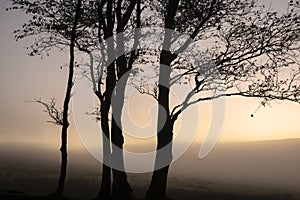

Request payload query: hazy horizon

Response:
[1,138,300,199]
[1,0,300,199]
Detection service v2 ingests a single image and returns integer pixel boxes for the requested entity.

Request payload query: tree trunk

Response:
[98,102,112,199]
[146,50,174,200]
[146,0,179,198]
[97,0,140,197]
[55,125,68,195]
[145,103,174,200]
[99,164,111,199]
[111,118,132,200]
[98,1,116,194]
[98,64,116,199]
[109,3,141,194]
[146,113,173,199]
[110,74,133,200]
[54,0,82,196]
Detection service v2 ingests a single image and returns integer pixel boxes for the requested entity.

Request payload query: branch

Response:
[29,97,64,126]
[173,0,217,57]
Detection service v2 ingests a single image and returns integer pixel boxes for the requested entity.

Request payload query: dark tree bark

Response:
[98,1,116,198]
[111,3,142,199]
[145,51,175,200]
[55,0,82,195]
[108,1,139,199]
[146,1,179,199]
[110,62,133,199]
[98,101,112,199]
[98,61,116,199]
[110,31,131,200]
[145,0,300,198]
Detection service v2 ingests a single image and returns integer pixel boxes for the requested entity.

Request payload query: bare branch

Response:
[29,97,64,126]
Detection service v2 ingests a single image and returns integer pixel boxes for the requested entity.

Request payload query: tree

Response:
[9,0,143,198]
[8,0,86,195]
[76,0,142,199]
[144,0,300,199]
[110,0,141,198]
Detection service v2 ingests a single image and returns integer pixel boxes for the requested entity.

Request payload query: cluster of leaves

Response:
[138,0,300,120]
[7,0,99,56]
[209,3,300,102]
[8,0,300,119]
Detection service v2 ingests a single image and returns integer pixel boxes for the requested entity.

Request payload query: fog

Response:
[170,139,300,194]
[1,139,300,199]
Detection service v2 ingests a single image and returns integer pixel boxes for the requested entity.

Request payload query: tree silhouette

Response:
[8,0,300,199]
[143,0,300,199]
[8,0,85,196]
[110,1,141,198]
[76,0,142,199]
[9,0,143,198]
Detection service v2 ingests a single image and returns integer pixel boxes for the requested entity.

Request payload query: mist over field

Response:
[1,139,300,199]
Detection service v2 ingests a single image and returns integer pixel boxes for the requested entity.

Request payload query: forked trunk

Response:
[98,7,116,194]
[97,0,115,191]
[97,0,139,198]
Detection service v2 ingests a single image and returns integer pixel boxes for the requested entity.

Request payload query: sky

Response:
[0,0,300,152]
